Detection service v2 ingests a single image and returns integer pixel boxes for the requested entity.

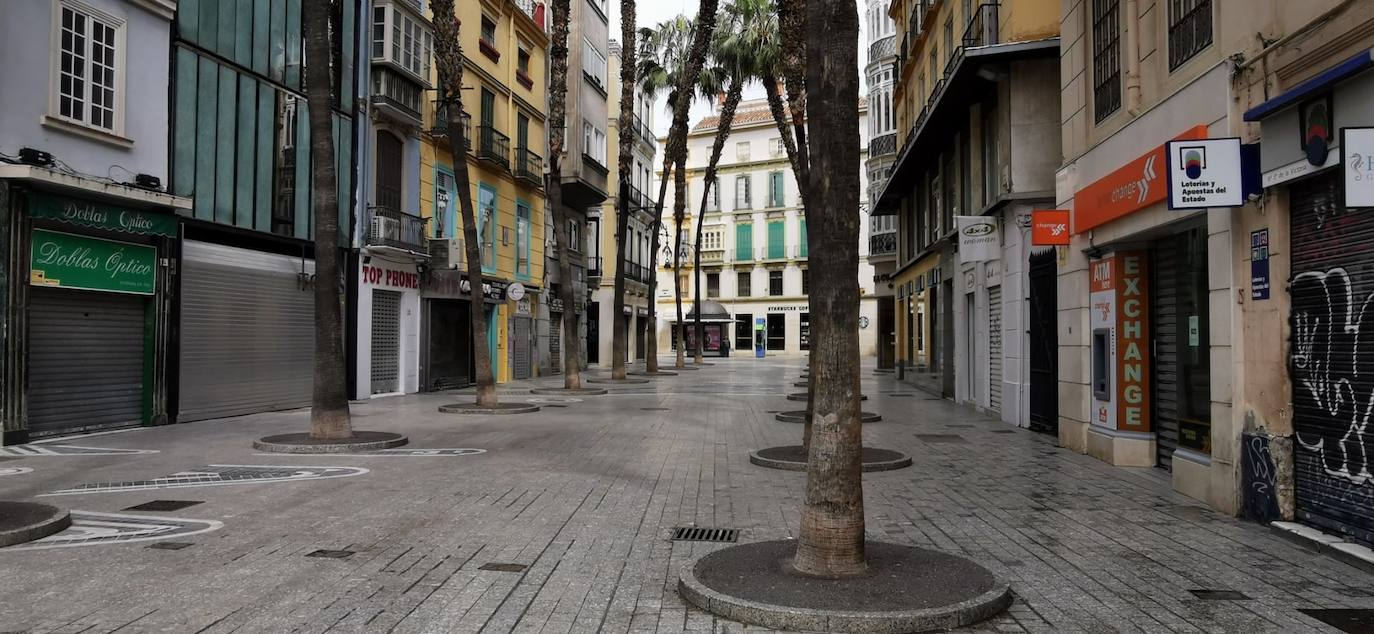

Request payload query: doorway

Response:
[766,313,786,351]
[1028,249,1058,434]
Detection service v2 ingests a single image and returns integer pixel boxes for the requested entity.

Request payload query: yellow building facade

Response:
[421,0,549,383]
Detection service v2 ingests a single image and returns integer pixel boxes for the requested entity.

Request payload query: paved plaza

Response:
[1,358,1373,633]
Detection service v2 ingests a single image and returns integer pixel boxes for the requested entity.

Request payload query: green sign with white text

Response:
[28,193,179,237]
[30,229,156,295]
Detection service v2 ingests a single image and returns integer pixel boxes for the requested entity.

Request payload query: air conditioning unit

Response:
[370,215,401,243]
[429,237,464,269]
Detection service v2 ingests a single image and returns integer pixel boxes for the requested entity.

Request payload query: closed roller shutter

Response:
[988,286,1002,413]
[513,316,532,379]
[178,241,315,422]
[1152,236,1182,472]
[29,287,146,436]
[371,290,401,394]
[549,313,562,372]
[1290,172,1374,544]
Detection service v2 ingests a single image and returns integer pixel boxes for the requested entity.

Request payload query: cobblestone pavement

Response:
[1,357,1372,633]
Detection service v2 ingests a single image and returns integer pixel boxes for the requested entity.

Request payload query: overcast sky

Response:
[608,1,871,136]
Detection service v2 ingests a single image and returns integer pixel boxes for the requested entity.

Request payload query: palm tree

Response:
[792,0,866,579]
[545,0,582,389]
[432,0,497,407]
[610,0,638,380]
[301,0,352,439]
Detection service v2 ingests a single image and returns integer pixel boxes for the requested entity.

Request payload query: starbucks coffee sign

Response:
[30,229,156,295]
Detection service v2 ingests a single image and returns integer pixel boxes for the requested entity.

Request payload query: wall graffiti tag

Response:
[1241,432,1280,523]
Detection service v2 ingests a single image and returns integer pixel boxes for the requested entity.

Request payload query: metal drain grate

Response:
[479,562,528,572]
[147,541,195,550]
[671,526,739,543]
[1188,589,1250,600]
[641,407,671,411]
[124,500,204,512]
[1301,609,1374,632]
[306,549,356,559]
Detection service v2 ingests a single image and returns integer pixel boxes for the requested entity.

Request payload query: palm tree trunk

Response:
[792,0,865,579]
[433,0,497,407]
[693,77,745,366]
[302,0,351,440]
[645,151,673,373]
[546,0,581,389]
[611,0,637,380]
[672,154,687,368]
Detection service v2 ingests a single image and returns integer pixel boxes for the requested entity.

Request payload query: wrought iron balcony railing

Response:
[366,205,429,252]
[869,132,898,157]
[962,2,1000,49]
[430,103,473,152]
[516,147,543,186]
[869,231,897,256]
[478,124,510,170]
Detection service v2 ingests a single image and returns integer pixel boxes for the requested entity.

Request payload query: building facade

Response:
[866,0,900,369]
[588,41,657,367]
[538,0,609,376]
[419,0,548,386]
[876,0,1060,430]
[0,0,188,442]
[656,99,878,358]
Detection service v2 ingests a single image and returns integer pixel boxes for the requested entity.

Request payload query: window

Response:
[1091,0,1122,122]
[568,219,581,251]
[767,171,785,208]
[516,201,531,277]
[800,312,810,350]
[582,119,607,165]
[478,183,498,271]
[769,137,784,158]
[769,270,783,296]
[480,16,497,46]
[703,227,722,250]
[372,7,386,58]
[55,3,122,132]
[801,269,809,295]
[736,313,754,350]
[583,37,608,89]
[1168,0,1213,70]
[517,44,531,77]
[799,218,807,257]
[767,313,785,349]
[707,273,720,298]
[707,181,720,210]
[734,223,752,261]
[734,175,752,210]
[736,141,751,161]
[943,15,954,63]
[737,271,752,297]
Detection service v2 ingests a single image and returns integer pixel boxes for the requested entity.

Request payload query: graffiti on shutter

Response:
[988,286,1002,413]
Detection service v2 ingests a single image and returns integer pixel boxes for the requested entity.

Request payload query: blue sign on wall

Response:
[1251,229,1270,300]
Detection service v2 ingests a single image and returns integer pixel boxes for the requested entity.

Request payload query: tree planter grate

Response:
[1189,589,1250,600]
[1301,609,1374,632]
[671,526,739,543]
[124,500,204,512]
[306,549,356,559]
[479,562,528,572]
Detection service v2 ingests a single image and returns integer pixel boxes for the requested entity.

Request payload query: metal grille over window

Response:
[1091,0,1121,123]
[1167,0,1212,70]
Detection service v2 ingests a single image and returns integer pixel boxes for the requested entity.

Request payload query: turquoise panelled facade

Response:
[171,0,356,240]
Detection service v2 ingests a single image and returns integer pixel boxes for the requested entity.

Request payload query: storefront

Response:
[16,191,180,439]
[355,258,422,398]
[892,255,940,382]
[673,300,734,357]
[420,269,507,391]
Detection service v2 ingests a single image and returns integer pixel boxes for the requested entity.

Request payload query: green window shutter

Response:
[735,223,752,261]
[768,221,784,259]
[800,219,808,258]
[771,172,784,207]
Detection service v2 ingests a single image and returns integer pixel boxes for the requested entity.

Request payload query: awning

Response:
[1244,48,1372,122]
[669,300,735,323]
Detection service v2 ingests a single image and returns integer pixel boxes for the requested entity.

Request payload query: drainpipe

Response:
[1125,0,1142,116]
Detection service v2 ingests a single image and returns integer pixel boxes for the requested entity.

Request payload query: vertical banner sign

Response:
[1250,229,1270,300]
[1031,210,1071,245]
[1166,138,1245,209]
[1344,127,1374,208]
[956,216,1000,262]
[1114,252,1150,433]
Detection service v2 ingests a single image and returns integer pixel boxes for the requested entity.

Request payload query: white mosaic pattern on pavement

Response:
[40,464,369,496]
[0,466,32,476]
[254,448,487,458]
[2,511,223,551]
[0,445,159,456]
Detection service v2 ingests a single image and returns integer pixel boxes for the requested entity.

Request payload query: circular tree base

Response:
[873,368,895,374]
[678,540,1011,633]
[793,381,810,388]
[774,411,882,424]
[0,501,72,548]
[629,370,678,376]
[439,403,541,415]
[585,377,651,385]
[253,431,409,454]
[749,446,911,472]
[672,365,701,371]
[529,387,608,396]
[786,393,867,402]
[691,362,716,366]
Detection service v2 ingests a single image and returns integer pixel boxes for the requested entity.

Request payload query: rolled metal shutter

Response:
[988,286,1002,413]
[28,287,146,436]
[513,316,532,379]
[1152,236,1182,472]
[549,313,562,372]
[178,241,315,422]
[1290,172,1374,543]
[371,290,401,394]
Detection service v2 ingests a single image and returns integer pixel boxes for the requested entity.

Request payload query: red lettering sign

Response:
[1114,252,1149,432]
[362,264,418,289]
[1073,125,1208,234]
[1031,210,1071,245]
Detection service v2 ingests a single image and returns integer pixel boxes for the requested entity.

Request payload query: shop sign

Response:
[1343,127,1374,208]
[766,306,802,311]
[1250,229,1270,300]
[1073,125,1209,233]
[1166,138,1245,209]
[1299,95,1334,167]
[1088,252,1150,432]
[29,229,156,295]
[508,282,527,301]
[29,193,179,238]
[423,269,506,302]
[1031,210,1071,245]
[985,261,1002,287]
[956,216,999,262]
[362,264,419,289]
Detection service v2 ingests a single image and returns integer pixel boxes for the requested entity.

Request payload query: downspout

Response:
[1124,0,1142,116]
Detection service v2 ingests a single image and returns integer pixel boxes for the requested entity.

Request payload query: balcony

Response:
[366,206,429,253]
[430,102,472,152]
[478,124,510,170]
[869,34,897,63]
[588,256,603,279]
[869,231,897,257]
[516,147,543,187]
[630,113,656,148]
[700,248,725,264]
[962,3,1000,49]
[757,245,788,261]
[869,132,898,158]
[372,67,424,126]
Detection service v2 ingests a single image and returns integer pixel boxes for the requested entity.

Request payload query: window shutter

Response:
[768,221,784,259]
[735,223,752,260]
[800,219,807,257]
